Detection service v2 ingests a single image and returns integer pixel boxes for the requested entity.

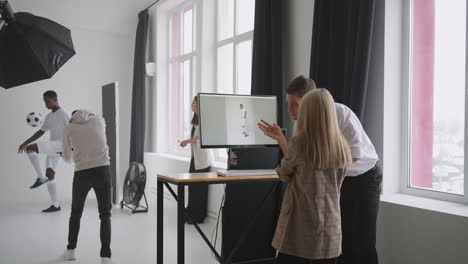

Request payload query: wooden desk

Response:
[157,172,279,264]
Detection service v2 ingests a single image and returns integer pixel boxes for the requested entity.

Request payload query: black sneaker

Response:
[42,205,61,213]
[30,178,48,189]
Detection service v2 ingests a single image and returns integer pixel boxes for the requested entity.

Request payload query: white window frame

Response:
[401,0,468,204]
[215,0,254,94]
[167,0,198,156]
[213,0,255,162]
[154,0,255,165]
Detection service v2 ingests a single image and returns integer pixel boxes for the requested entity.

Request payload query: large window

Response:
[162,0,256,161]
[168,2,196,153]
[405,0,467,202]
[215,0,255,160]
[216,0,255,95]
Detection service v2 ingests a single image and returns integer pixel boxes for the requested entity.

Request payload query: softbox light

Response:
[0,0,76,89]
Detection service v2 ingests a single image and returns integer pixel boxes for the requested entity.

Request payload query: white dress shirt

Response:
[335,103,378,176]
[191,125,213,170]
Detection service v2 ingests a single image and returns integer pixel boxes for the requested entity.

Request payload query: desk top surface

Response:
[157,172,279,183]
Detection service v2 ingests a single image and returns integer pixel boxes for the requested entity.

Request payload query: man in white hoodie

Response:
[61,110,114,264]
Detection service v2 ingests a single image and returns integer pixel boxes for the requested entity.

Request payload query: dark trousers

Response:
[67,165,112,258]
[186,158,210,223]
[339,166,382,264]
[275,253,338,264]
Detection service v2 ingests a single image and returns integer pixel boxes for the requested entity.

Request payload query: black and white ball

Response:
[26,112,43,127]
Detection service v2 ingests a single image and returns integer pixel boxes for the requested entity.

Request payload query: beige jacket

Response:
[273,140,346,260]
[62,110,110,172]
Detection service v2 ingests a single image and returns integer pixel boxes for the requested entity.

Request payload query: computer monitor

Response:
[198,93,278,148]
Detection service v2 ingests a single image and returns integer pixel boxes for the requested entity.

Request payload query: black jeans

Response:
[186,158,210,223]
[67,166,112,258]
[339,166,382,264]
[275,253,338,264]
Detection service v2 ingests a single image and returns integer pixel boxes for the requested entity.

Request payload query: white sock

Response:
[27,152,45,180]
[47,180,59,207]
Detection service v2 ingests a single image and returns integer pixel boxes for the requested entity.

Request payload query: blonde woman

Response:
[272,89,352,264]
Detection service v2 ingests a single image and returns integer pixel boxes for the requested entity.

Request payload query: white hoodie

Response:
[62,110,110,172]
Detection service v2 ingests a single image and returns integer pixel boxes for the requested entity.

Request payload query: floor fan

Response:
[120,162,149,213]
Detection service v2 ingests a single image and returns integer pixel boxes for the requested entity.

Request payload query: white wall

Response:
[363,0,384,164]
[281,0,315,135]
[378,202,468,263]
[0,0,143,206]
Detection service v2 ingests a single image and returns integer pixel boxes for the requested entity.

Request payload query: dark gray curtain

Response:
[129,10,149,163]
[309,0,375,120]
[221,1,283,263]
[251,0,283,126]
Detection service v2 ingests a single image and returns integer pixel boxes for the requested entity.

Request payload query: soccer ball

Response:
[26,112,43,127]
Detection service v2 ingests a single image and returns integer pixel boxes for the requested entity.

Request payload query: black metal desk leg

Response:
[177,184,185,264]
[157,180,164,264]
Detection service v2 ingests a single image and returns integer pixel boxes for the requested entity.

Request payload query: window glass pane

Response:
[183,60,192,141]
[217,43,234,94]
[236,40,253,95]
[170,12,180,58]
[170,62,180,151]
[410,0,465,195]
[183,6,193,54]
[218,0,234,40]
[237,0,255,34]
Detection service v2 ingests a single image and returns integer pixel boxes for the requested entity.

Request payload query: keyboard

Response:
[216,169,277,177]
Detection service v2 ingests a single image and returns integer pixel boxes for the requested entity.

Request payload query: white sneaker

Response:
[64,249,76,261]
[101,257,116,264]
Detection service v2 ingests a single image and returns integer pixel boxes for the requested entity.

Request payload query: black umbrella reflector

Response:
[0,12,76,88]
[123,162,147,206]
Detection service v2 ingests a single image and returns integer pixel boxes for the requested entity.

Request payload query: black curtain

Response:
[221,1,283,263]
[251,0,283,126]
[129,10,149,163]
[309,0,375,120]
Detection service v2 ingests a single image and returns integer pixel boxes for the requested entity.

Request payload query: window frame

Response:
[401,0,468,204]
[167,0,197,156]
[213,0,255,161]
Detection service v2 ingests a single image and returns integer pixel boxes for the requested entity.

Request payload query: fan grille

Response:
[123,162,146,205]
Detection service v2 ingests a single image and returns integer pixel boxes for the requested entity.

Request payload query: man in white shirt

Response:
[258,75,382,264]
[18,90,71,213]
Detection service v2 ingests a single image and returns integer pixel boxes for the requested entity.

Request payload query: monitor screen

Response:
[198,93,278,148]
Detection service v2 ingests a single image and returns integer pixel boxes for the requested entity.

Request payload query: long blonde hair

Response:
[294,89,352,168]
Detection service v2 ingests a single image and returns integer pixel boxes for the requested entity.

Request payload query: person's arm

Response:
[18,130,45,153]
[338,106,364,162]
[276,143,297,182]
[258,120,288,154]
[62,126,73,162]
[277,135,288,156]
[179,137,197,147]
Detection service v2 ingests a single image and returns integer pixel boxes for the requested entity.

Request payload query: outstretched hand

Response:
[179,139,190,148]
[18,143,27,154]
[258,120,283,141]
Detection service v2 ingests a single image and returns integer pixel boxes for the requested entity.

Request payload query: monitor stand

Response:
[227,147,282,170]
[221,146,282,263]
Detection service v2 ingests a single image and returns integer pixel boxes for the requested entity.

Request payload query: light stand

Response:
[0,0,15,24]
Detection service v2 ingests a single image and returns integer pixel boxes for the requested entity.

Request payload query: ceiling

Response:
[8,0,155,35]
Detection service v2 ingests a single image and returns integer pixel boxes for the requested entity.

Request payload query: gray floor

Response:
[0,196,221,264]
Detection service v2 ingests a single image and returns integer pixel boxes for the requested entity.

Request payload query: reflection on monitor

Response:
[198,93,278,148]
